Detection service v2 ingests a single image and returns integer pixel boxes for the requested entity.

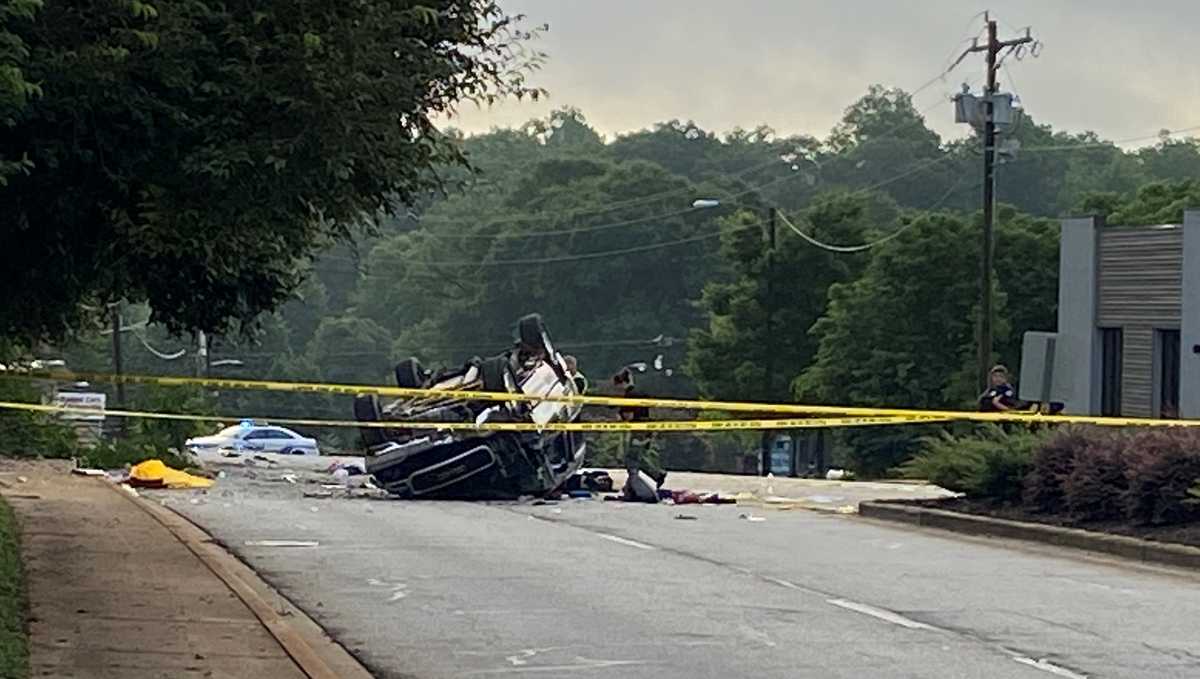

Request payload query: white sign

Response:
[53,392,107,421]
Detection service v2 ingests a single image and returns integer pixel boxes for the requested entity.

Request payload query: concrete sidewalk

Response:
[604,469,955,511]
[0,460,315,679]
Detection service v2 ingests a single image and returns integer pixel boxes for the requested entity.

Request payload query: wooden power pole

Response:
[967,14,1033,390]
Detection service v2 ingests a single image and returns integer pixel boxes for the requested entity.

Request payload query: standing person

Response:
[562,355,587,393]
[613,369,667,502]
[979,364,1018,412]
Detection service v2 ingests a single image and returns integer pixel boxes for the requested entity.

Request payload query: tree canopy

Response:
[0,0,544,342]
[17,72,1200,472]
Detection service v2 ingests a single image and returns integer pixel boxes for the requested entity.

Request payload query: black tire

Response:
[353,394,387,449]
[480,356,513,392]
[395,357,425,389]
[517,313,553,358]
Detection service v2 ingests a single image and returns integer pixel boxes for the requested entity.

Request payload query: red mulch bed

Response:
[901,497,1200,549]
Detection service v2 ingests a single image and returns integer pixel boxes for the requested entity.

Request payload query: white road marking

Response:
[1013,657,1089,678]
[825,598,937,631]
[243,540,319,547]
[598,533,655,550]
[764,576,806,591]
[505,649,537,666]
[466,660,646,675]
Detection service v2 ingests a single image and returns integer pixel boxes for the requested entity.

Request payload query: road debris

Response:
[675,514,698,520]
[243,540,319,548]
[739,514,767,522]
[128,459,214,489]
[70,468,108,477]
[327,461,367,476]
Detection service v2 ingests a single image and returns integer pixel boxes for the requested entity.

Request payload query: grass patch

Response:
[0,498,27,679]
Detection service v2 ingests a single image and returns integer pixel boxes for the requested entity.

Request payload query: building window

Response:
[1158,329,1181,419]
[1100,328,1122,416]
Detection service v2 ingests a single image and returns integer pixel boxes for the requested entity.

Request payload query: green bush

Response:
[845,424,941,479]
[0,380,76,459]
[900,425,1041,501]
[77,438,192,471]
[125,385,215,454]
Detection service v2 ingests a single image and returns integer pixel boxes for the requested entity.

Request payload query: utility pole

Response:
[195,330,209,378]
[761,206,778,476]
[109,304,125,409]
[966,14,1033,390]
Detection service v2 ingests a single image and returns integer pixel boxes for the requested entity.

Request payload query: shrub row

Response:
[902,426,1200,526]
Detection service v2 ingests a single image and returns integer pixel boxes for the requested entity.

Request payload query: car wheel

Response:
[353,394,387,449]
[517,314,554,359]
[480,356,515,392]
[395,357,425,389]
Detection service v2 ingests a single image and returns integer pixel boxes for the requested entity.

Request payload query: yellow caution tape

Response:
[0,400,937,432]
[9,369,1200,428]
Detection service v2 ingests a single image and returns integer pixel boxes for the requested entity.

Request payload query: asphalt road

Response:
[159,465,1200,679]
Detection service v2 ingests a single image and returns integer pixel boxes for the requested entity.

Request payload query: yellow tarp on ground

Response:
[128,459,214,489]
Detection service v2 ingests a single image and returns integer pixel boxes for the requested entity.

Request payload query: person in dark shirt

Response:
[979,364,1018,412]
[563,355,587,393]
[613,369,666,500]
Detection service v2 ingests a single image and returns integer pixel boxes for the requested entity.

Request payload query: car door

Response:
[240,429,272,451]
[257,429,295,453]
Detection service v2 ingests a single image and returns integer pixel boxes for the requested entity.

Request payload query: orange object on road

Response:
[128,459,214,489]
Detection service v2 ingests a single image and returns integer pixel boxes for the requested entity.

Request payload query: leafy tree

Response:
[524,106,605,150]
[819,86,957,210]
[0,0,544,342]
[796,212,990,409]
[371,154,724,382]
[686,191,891,403]
[992,206,1059,365]
[0,0,40,184]
[1109,179,1200,225]
[793,212,1008,475]
[609,120,724,180]
[1137,135,1200,183]
[307,317,391,386]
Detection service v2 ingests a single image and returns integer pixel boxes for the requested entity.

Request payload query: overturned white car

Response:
[353,314,587,499]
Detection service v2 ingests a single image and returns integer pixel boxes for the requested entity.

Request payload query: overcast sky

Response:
[442,1,1200,147]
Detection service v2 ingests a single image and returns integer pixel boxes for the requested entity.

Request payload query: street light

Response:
[694,195,781,477]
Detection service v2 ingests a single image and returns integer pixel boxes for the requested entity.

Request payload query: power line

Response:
[1018,125,1200,154]
[313,119,1200,275]
[777,176,978,253]
[311,150,973,273]
[131,330,187,361]
[412,64,971,232]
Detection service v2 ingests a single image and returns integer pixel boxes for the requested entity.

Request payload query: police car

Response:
[185,421,320,456]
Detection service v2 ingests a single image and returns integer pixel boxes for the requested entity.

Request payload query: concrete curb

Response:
[859,501,1200,571]
[102,480,375,679]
